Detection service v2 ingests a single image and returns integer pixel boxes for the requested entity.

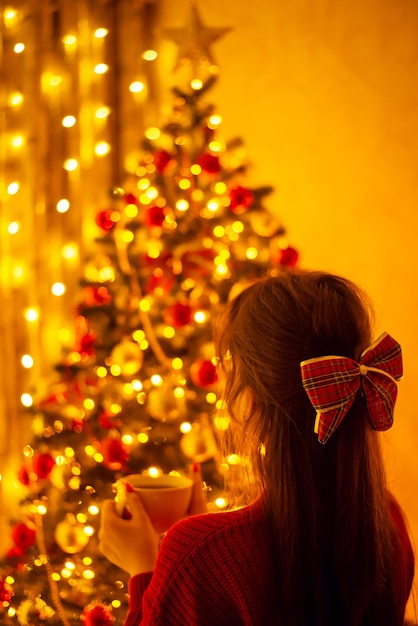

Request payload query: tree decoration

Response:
[81,603,115,626]
[0,5,298,624]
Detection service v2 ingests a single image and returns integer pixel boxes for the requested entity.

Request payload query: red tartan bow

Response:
[300,333,403,444]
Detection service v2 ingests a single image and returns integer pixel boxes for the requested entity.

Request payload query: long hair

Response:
[214,269,405,626]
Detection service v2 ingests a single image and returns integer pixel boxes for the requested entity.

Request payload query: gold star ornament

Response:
[163,4,232,71]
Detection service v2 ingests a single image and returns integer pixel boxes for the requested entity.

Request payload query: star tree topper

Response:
[163,4,231,72]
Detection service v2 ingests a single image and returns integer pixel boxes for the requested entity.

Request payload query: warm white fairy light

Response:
[94,63,109,74]
[94,27,108,38]
[137,432,149,443]
[9,134,23,149]
[51,282,66,296]
[61,243,78,260]
[24,307,39,322]
[7,221,19,234]
[95,105,111,119]
[62,115,76,127]
[18,400,33,426]
[142,49,157,61]
[21,354,34,368]
[56,198,70,213]
[180,421,192,434]
[129,81,145,93]
[144,127,160,141]
[191,79,203,90]
[8,181,19,195]
[8,91,23,107]
[63,158,78,171]
[150,374,163,386]
[94,141,111,156]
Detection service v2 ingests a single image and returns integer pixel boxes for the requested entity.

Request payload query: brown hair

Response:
[214,269,404,626]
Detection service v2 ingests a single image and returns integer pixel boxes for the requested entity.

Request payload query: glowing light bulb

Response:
[9,92,24,107]
[11,134,24,147]
[94,141,111,156]
[51,282,66,296]
[61,243,78,260]
[94,28,108,38]
[21,393,33,407]
[142,49,157,61]
[24,308,39,322]
[95,106,110,119]
[62,115,76,127]
[94,63,109,74]
[7,221,19,234]
[144,127,160,140]
[191,79,203,90]
[129,81,145,93]
[14,42,25,53]
[56,198,70,212]
[21,354,34,368]
[63,158,78,172]
[7,182,19,195]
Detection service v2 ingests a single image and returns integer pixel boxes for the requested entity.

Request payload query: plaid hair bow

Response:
[300,332,403,444]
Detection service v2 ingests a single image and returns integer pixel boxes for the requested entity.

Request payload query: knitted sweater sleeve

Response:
[122,509,260,626]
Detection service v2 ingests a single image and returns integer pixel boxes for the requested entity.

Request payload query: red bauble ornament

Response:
[101,437,129,471]
[275,246,299,267]
[17,465,30,486]
[81,603,115,626]
[165,302,193,328]
[78,330,96,356]
[153,150,173,173]
[11,522,36,551]
[82,286,112,307]
[229,185,254,214]
[190,359,218,387]
[143,205,166,228]
[0,578,14,603]
[145,269,175,296]
[99,410,121,430]
[197,153,220,174]
[33,453,55,479]
[95,209,115,233]
[124,193,138,206]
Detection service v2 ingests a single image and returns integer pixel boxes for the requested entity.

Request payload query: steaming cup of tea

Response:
[114,473,193,534]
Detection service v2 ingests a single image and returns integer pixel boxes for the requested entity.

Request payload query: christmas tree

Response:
[0,7,298,625]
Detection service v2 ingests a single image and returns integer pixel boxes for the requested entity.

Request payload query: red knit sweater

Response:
[124,498,414,626]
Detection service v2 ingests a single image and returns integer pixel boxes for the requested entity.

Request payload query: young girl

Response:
[99,270,414,626]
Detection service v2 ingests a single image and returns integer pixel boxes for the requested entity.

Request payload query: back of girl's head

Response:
[214,270,401,626]
[215,269,373,454]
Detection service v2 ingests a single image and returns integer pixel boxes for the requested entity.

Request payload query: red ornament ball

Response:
[33,452,55,479]
[275,246,299,267]
[81,603,115,626]
[82,286,112,307]
[11,522,36,551]
[190,359,218,387]
[143,205,166,228]
[229,185,254,215]
[124,193,138,206]
[165,302,193,328]
[95,209,115,233]
[197,153,220,174]
[101,437,129,471]
[153,150,173,173]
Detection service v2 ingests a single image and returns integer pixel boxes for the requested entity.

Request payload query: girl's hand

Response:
[99,487,159,577]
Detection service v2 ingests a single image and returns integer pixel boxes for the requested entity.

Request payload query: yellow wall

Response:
[162,0,418,616]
